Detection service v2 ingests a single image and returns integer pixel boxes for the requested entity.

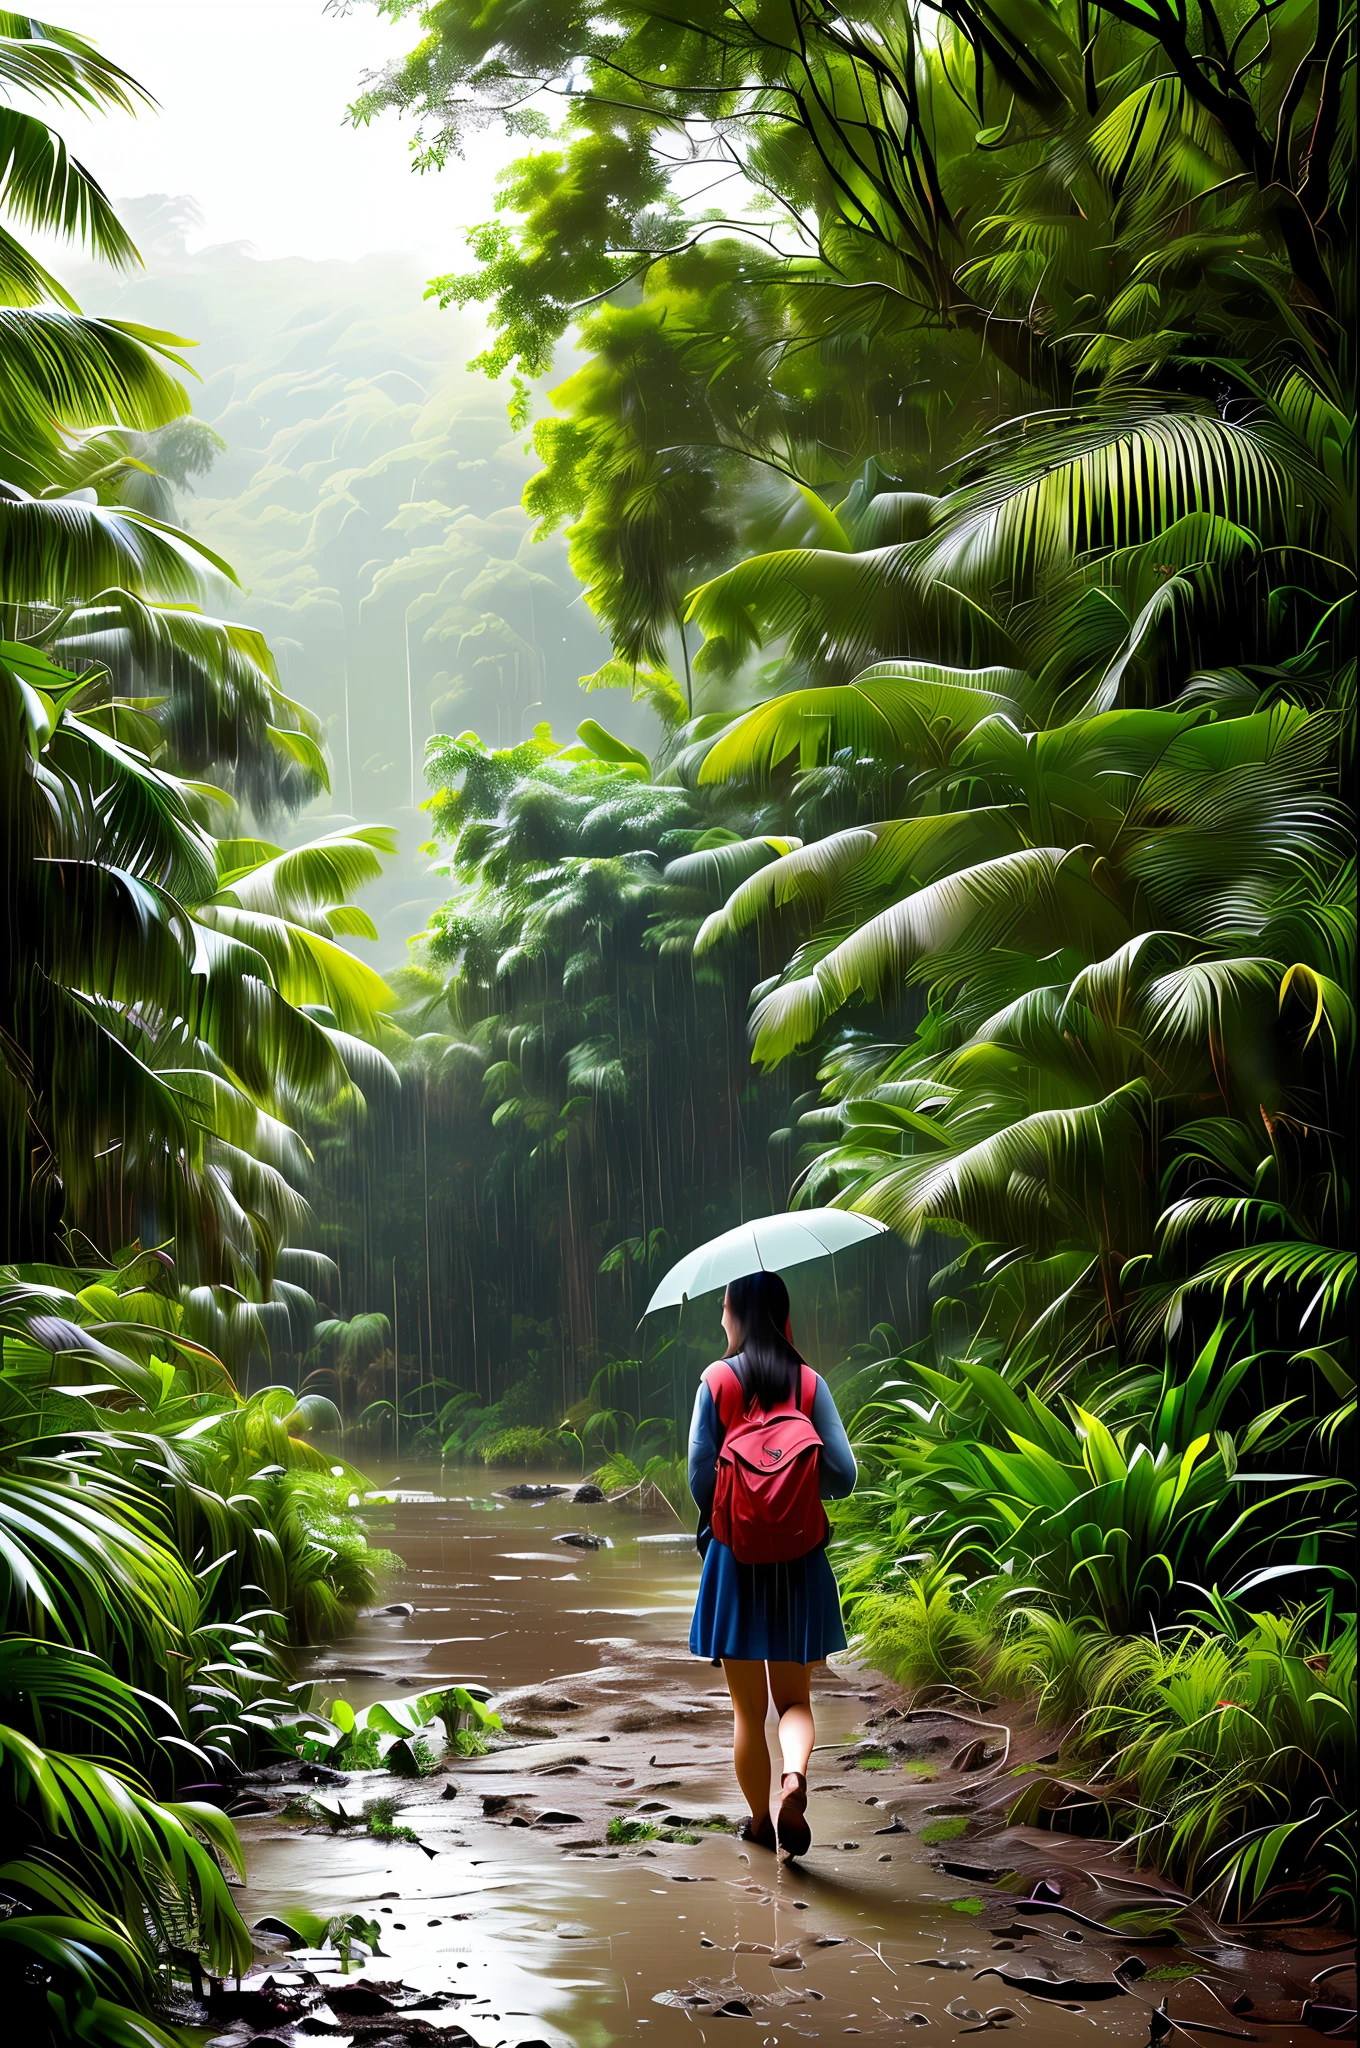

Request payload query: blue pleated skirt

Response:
[689,1539,848,1664]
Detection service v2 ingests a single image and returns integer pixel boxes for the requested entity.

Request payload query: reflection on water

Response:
[238,1465,1148,2046]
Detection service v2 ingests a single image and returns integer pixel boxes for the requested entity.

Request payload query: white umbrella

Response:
[644,1208,889,1314]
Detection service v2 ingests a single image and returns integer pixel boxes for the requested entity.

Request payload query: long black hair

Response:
[723,1271,805,1413]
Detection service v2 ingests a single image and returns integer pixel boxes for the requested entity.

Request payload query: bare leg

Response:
[768,1661,815,1775]
[769,1661,815,1857]
[722,1658,773,1826]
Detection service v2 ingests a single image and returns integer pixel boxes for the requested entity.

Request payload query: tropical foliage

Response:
[0,19,409,2038]
[0,1255,380,2042]
[0,0,1351,2025]
[355,0,1356,1928]
[308,713,833,1425]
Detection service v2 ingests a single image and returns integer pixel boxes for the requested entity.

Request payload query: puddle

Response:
[233,1466,1188,2045]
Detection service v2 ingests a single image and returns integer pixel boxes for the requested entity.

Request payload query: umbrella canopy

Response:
[644,1208,889,1314]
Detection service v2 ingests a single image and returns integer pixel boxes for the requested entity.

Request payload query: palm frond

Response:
[699,665,1029,783]
[0,105,137,264]
[0,483,234,606]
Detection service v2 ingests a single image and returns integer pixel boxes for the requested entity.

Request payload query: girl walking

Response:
[687,1271,857,1858]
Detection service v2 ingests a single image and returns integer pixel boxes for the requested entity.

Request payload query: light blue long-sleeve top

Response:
[687,1364,857,1542]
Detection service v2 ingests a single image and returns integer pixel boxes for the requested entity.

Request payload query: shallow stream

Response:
[233,1469,1259,2046]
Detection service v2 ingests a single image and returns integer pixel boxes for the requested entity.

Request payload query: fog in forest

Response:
[2,9,1351,2031]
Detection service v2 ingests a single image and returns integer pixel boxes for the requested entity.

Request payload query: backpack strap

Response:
[702,1360,746,1437]
[703,1359,818,1431]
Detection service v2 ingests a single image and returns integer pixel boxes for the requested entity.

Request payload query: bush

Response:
[853,1561,1003,1692]
[851,1563,1356,1928]
[477,1425,566,1467]
[591,1449,691,1516]
[1073,1605,1356,1922]
[593,1452,642,1492]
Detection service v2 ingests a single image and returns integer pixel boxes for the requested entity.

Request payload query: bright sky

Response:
[42,0,509,262]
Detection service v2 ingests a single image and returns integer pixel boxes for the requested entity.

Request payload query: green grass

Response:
[1104,1906,1186,1936]
[919,1817,970,1845]
[949,1897,985,1915]
[855,1753,894,1770]
[367,1817,419,1843]
[606,1816,661,1844]
[363,1795,410,1841]
[846,1555,1357,1929]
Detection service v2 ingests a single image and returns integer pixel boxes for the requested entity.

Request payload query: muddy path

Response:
[221,1469,1354,2048]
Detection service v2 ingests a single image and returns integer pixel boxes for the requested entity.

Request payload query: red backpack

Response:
[703,1359,829,1565]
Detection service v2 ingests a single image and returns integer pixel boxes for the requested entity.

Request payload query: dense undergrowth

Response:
[0,1259,383,2044]
[0,20,408,2038]
[832,1322,1356,1925]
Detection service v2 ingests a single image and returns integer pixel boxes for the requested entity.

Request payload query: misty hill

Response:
[73,195,638,957]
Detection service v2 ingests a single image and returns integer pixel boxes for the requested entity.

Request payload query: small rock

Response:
[573,1482,607,1503]
[534,1809,584,1826]
[205,1988,306,2026]
[441,1782,458,1800]
[328,1986,398,2016]
[480,1793,511,1815]
[554,1531,603,1550]
[878,1854,893,1862]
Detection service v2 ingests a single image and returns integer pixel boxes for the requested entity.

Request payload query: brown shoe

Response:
[739,1812,777,1851]
[776,1771,811,1859]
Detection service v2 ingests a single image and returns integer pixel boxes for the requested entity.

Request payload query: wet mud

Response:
[219,1470,1355,2048]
